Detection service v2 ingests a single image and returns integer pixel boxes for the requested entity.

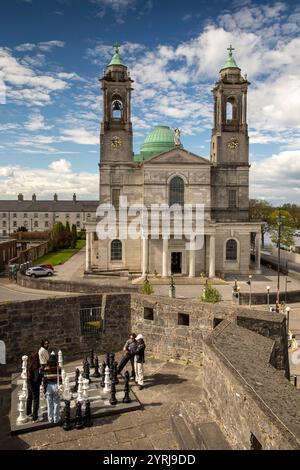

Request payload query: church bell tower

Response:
[211,46,249,166]
[100,44,134,164]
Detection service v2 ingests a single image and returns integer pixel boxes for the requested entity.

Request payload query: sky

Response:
[0,0,299,203]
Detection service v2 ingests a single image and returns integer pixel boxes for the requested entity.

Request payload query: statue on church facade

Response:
[174,128,181,146]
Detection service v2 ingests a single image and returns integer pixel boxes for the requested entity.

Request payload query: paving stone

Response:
[149,432,179,450]
[131,437,155,450]
[115,426,146,444]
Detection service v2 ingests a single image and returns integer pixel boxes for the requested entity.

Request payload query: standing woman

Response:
[134,334,146,390]
[26,352,42,422]
[44,352,62,424]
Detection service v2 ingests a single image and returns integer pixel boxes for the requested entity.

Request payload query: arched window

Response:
[111,97,123,119]
[226,97,237,123]
[169,176,184,206]
[226,239,237,261]
[111,239,122,261]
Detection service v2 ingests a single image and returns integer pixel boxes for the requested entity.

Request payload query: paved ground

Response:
[0,278,71,303]
[0,357,204,450]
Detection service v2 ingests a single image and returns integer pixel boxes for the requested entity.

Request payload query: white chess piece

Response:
[77,373,83,402]
[63,377,71,401]
[20,355,28,398]
[82,378,89,401]
[103,366,111,393]
[58,350,63,367]
[61,369,66,386]
[17,392,28,424]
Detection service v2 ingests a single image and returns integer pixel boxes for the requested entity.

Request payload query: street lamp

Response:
[266,285,270,310]
[247,275,252,307]
[277,211,283,303]
[285,306,291,334]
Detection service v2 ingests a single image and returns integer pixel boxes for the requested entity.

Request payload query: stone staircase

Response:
[170,400,231,450]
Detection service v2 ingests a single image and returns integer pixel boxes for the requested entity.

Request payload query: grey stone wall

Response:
[1,293,131,366]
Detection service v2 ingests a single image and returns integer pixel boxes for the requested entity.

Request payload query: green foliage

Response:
[139,278,154,295]
[249,199,273,246]
[71,224,78,249]
[51,222,72,250]
[201,282,222,303]
[268,209,297,249]
[34,239,86,266]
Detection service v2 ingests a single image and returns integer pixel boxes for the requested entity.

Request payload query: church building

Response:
[85,45,261,278]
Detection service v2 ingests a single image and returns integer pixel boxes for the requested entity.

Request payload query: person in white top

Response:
[38,338,50,368]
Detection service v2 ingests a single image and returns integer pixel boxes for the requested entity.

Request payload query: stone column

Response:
[89,232,94,267]
[85,231,90,271]
[255,232,261,270]
[141,236,148,277]
[209,234,215,278]
[162,238,168,278]
[189,241,196,278]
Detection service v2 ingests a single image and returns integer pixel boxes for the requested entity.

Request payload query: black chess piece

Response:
[92,356,100,378]
[83,358,91,383]
[75,401,84,429]
[110,380,117,406]
[123,371,131,403]
[73,368,80,393]
[63,400,72,431]
[90,349,95,368]
[106,353,110,367]
[113,361,119,385]
[110,352,115,366]
[100,361,106,387]
[84,400,93,427]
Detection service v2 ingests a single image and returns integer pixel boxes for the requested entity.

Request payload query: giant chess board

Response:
[10,357,141,435]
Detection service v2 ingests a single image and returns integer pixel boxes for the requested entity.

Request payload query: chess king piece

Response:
[63,400,72,431]
[103,365,111,393]
[84,400,93,427]
[90,349,95,368]
[74,401,84,430]
[58,350,63,367]
[113,361,119,385]
[110,380,117,406]
[17,392,28,424]
[73,368,80,393]
[92,356,100,378]
[123,371,131,404]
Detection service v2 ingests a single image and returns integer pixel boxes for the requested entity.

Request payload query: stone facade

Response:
[85,47,261,278]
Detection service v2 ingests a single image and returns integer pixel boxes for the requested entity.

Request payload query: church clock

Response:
[227,138,239,150]
[111,136,122,149]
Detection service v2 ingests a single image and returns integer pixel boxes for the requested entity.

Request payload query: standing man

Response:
[38,338,49,369]
[117,333,137,379]
[134,334,146,390]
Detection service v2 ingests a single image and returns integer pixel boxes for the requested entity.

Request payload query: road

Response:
[0,279,70,303]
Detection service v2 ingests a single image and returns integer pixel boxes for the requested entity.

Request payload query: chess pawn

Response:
[92,356,100,378]
[77,373,83,402]
[90,349,95,368]
[110,380,117,406]
[63,400,72,431]
[74,401,84,430]
[84,400,93,428]
[17,392,28,424]
[123,371,131,404]
[82,378,89,401]
[103,366,111,393]
[58,350,63,368]
[113,361,119,385]
[73,368,80,393]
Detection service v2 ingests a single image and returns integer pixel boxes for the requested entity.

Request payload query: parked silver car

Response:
[25,267,54,278]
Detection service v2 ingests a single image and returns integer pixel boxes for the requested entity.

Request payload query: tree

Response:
[281,203,300,229]
[65,221,72,248]
[267,209,297,249]
[139,277,154,295]
[50,222,72,250]
[249,199,273,246]
[201,281,222,303]
[71,224,77,249]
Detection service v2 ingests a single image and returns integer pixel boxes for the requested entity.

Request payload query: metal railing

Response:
[79,306,102,336]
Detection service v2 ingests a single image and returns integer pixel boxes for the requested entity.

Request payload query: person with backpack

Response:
[26,352,42,422]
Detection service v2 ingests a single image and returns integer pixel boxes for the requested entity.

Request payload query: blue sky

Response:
[0,0,299,202]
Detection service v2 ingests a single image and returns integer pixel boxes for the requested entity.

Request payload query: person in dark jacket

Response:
[117,333,137,378]
[26,352,42,422]
[44,352,62,424]
[134,334,146,390]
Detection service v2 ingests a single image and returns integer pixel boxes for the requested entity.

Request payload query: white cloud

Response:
[15,41,65,53]
[0,161,98,199]
[25,112,53,131]
[60,128,99,145]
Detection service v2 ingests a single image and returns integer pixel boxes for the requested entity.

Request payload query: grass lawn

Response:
[34,239,86,266]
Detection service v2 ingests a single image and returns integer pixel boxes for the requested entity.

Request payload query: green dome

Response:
[138,126,180,161]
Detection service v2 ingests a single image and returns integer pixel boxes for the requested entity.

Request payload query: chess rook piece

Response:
[75,401,84,429]
[113,361,119,385]
[110,380,117,406]
[84,400,93,427]
[63,400,72,431]
[92,356,100,378]
[103,365,111,393]
[90,349,95,368]
[123,371,131,403]
[73,368,80,393]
